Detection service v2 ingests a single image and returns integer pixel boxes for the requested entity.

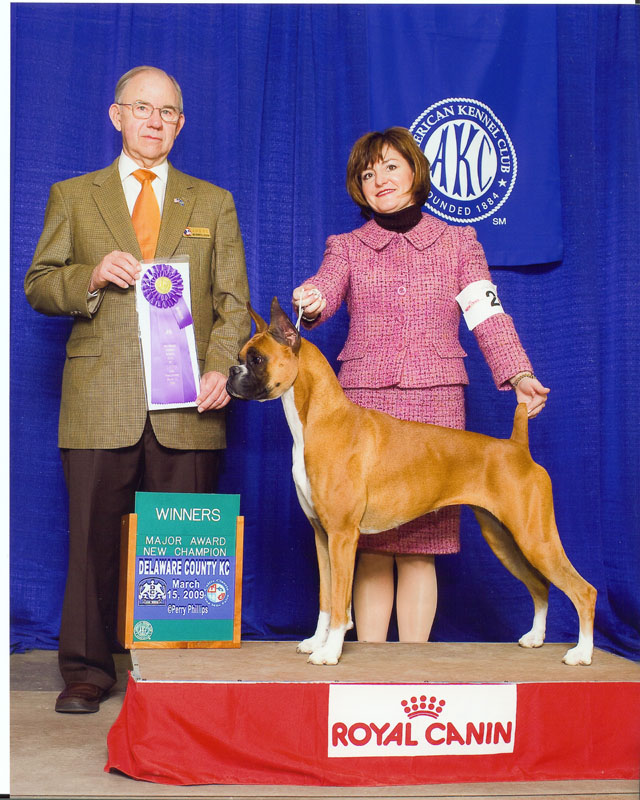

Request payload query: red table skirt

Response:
[106,676,640,786]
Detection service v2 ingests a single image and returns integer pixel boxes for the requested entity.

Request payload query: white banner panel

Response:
[328,683,517,758]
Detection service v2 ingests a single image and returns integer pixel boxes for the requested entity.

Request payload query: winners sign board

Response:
[118,492,243,648]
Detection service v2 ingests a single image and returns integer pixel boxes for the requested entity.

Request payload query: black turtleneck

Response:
[372,204,422,233]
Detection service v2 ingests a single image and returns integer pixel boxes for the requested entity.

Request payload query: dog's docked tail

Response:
[510,403,529,448]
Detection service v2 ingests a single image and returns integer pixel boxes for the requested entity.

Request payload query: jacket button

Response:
[397,286,407,296]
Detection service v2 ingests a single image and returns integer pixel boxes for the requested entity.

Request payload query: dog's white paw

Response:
[518,608,547,649]
[308,645,341,666]
[562,641,593,666]
[518,630,545,649]
[307,626,346,665]
[297,636,322,655]
[297,611,330,655]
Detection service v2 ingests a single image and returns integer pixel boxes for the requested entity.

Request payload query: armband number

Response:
[456,280,505,331]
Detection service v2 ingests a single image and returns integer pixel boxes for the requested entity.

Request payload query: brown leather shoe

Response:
[55,682,108,714]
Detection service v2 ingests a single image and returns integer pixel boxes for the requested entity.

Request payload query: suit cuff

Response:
[86,288,104,316]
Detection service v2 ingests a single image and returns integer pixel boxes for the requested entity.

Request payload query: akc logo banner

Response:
[328,684,517,758]
[366,6,561,266]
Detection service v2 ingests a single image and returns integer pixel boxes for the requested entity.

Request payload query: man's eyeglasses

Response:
[118,102,182,124]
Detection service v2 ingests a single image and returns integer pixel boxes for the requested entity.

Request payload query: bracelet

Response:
[511,371,535,389]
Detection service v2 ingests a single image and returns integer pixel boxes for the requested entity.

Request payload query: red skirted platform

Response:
[105,642,640,787]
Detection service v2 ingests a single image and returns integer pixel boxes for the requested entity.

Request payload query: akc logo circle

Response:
[205,580,229,607]
[410,98,517,223]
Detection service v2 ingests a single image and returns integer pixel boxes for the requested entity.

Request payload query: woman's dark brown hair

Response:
[346,127,431,216]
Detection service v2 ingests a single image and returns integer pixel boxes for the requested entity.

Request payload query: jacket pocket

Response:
[434,339,467,358]
[337,342,365,362]
[66,336,102,358]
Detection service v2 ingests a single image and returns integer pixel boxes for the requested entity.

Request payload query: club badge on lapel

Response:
[183,227,211,239]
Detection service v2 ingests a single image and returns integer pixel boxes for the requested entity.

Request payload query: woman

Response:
[292,127,549,644]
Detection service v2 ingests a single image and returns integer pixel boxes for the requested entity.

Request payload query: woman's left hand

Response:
[512,376,550,418]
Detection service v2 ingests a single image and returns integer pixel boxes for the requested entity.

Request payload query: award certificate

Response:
[136,259,200,410]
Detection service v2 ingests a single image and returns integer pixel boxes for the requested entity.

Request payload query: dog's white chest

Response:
[281,388,317,520]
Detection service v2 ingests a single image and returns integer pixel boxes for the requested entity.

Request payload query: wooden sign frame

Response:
[117,493,244,649]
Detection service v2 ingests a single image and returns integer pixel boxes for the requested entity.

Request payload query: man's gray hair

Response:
[114,66,183,112]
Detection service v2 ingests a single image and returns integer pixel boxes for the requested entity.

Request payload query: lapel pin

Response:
[173,197,185,206]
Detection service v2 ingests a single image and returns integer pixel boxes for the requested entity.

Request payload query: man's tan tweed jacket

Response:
[25,159,251,450]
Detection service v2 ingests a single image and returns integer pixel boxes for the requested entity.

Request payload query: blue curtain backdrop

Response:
[10,4,640,661]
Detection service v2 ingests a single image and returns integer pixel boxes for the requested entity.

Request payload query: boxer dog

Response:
[227,299,596,667]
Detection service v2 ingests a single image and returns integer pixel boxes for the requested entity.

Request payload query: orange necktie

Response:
[131,169,161,260]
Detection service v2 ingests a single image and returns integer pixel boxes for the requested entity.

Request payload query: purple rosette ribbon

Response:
[141,264,197,405]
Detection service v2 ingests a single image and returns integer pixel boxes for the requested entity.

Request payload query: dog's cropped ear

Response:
[268,297,301,353]
[247,301,268,334]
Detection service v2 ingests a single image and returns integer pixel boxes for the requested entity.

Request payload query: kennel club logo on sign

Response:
[410,98,517,224]
[138,577,167,605]
[328,684,517,758]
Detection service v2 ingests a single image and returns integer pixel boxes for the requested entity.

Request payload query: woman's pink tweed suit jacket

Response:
[304,213,532,555]
[306,214,532,391]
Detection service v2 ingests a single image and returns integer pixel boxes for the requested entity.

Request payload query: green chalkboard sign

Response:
[118,492,243,648]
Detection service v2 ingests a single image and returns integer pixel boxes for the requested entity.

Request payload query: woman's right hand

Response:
[292,283,326,321]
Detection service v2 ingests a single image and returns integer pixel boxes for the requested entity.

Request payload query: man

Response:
[24,66,251,713]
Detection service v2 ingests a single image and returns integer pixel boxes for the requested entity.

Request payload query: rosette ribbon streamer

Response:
[140,264,197,405]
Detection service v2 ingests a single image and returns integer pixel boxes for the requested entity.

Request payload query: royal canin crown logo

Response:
[401,695,446,719]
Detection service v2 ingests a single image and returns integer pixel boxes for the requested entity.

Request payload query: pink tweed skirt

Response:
[344,385,465,555]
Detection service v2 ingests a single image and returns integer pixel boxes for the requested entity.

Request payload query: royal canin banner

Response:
[328,684,516,758]
[367,5,562,266]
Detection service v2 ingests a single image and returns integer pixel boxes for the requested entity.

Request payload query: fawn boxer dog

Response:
[227,298,596,667]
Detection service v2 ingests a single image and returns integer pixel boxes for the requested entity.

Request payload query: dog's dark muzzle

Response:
[226,365,271,401]
[226,366,249,400]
